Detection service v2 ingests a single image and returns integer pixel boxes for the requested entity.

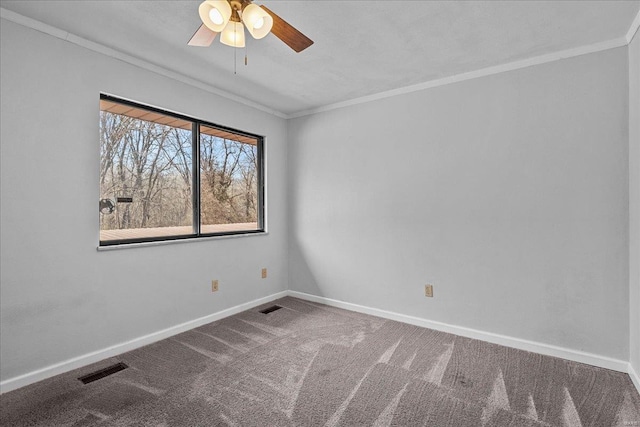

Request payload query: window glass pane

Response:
[99,100,193,242]
[200,125,259,234]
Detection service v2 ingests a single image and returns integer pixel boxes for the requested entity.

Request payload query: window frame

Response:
[99,94,265,247]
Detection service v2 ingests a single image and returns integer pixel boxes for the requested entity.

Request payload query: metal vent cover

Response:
[259,305,282,314]
[78,362,128,384]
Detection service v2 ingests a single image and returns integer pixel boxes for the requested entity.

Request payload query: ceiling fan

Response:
[188,0,313,53]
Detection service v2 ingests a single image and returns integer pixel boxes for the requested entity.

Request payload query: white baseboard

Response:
[3,289,638,397]
[287,291,630,374]
[0,291,287,394]
[629,363,640,395]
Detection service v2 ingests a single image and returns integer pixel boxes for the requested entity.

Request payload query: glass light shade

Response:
[199,0,232,32]
[242,4,273,39]
[220,21,246,47]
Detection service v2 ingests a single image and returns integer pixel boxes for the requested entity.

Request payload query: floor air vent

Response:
[259,305,282,314]
[78,362,128,384]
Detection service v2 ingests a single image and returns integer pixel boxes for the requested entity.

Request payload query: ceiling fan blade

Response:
[260,5,313,53]
[188,24,218,47]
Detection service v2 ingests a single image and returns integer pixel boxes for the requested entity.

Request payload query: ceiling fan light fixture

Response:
[242,4,273,39]
[220,20,246,47]
[188,1,313,53]
[199,0,232,32]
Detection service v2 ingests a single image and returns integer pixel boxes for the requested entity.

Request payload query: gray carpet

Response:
[1,296,639,426]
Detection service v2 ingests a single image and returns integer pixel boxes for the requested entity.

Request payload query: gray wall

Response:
[630,29,640,374]
[1,13,636,386]
[288,47,630,360]
[0,19,288,382]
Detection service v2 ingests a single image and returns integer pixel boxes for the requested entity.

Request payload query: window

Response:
[99,94,264,246]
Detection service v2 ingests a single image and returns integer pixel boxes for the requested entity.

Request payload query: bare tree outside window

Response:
[200,126,258,233]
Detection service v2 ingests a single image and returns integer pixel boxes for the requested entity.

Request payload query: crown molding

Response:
[287,36,629,119]
[627,8,640,44]
[2,6,637,122]
[0,7,288,120]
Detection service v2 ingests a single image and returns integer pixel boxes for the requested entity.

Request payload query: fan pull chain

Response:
[233,21,238,75]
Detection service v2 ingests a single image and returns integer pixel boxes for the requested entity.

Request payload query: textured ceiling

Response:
[1,1,639,116]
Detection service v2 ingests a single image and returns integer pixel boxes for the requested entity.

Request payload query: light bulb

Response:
[209,8,223,25]
[241,4,272,39]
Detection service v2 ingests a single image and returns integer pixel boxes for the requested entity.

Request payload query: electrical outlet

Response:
[425,284,433,298]
[261,268,267,279]
[212,280,219,292]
